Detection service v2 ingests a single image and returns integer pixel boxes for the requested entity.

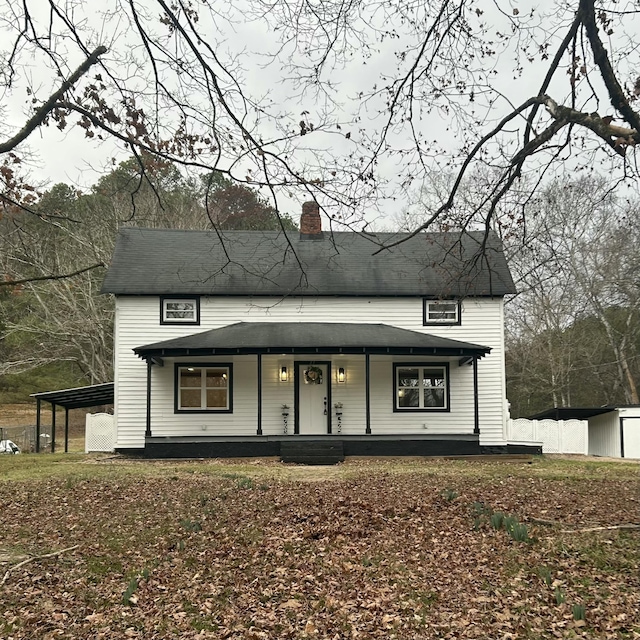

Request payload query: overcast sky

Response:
[2,0,634,228]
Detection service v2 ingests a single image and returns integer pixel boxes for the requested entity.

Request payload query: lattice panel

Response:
[559,420,588,454]
[508,418,588,454]
[85,413,115,453]
[510,418,535,442]
[537,420,560,453]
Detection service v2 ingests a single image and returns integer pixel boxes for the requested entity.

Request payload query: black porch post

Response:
[365,353,371,434]
[35,398,41,453]
[145,360,152,438]
[51,403,56,453]
[257,354,263,435]
[64,407,70,453]
[473,355,480,435]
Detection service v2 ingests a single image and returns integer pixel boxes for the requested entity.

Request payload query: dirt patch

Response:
[279,464,349,481]
[546,453,640,463]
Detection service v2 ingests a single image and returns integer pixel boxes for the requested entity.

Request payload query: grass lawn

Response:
[0,455,638,639]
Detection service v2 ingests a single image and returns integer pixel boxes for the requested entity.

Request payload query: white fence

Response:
[508,418,588,454]
[85,413,115,453]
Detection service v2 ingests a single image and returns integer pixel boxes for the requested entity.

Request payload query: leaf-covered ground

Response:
[0,456,638,639]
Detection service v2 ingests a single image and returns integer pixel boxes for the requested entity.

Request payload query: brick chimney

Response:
[300,201,323,239]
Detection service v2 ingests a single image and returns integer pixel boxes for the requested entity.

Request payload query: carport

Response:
[30,383,114,453]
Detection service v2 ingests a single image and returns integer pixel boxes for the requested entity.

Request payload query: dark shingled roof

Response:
[101,227,516,297]
[134,322,491,358]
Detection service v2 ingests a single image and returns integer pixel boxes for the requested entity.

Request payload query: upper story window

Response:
[423,299,461,326]
[160,297,200,325]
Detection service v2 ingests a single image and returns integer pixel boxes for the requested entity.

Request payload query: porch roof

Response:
[134,322,491,359]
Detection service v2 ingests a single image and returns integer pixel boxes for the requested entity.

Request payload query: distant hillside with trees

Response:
[0,157,297,401]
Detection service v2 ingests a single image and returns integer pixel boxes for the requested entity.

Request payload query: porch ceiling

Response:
[134,322,491,359]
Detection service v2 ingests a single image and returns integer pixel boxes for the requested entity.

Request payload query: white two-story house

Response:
[101,202,528,460]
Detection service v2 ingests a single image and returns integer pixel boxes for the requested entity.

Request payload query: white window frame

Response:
[394,363,449,412]
[175,364,232,413]
[161,297,200,324]
[423,300,460,325]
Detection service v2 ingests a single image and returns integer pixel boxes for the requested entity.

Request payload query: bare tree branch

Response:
[0,262,106,288]
[0,46,107,154]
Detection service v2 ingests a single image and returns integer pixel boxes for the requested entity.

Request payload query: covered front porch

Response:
[133,322,495,458]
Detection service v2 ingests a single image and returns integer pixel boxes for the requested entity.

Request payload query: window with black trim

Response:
[393,363,449,411]
[175,364,232,412]
[161,297,200,325]
[423,299,460,325]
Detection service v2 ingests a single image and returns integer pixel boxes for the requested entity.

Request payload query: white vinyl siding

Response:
[113,296,508,447]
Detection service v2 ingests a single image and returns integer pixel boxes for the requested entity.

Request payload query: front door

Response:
[296,363,330,434]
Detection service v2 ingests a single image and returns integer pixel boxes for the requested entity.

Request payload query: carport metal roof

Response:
[30,383,114,453]
[30,382,114,409]
[527,406,615,420]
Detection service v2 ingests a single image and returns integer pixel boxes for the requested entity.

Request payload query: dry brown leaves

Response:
[0,461,638,639]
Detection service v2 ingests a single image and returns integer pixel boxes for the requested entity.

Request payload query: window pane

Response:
[165,300,196,320]
[422,370,445,388]
[398,368,419,387]
[180,389,201,408]
[180,368,201,385]
[178,367,230,410]
[428,302,457,321]
[424,388,445,407]
[206,369,228,387]
[206,389,227,408]
[396,365,447,410]
[398,388,419,407]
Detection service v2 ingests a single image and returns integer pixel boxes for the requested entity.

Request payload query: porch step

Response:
[280,441,345,465]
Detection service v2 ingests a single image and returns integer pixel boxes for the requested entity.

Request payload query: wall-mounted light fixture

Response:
[280,366,288,382]
[337,367,346,383]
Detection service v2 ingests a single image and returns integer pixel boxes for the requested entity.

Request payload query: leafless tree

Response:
[1,0,639,279]
[506,176,640,412]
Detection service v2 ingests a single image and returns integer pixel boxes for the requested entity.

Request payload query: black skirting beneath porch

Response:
[141,434,542,459]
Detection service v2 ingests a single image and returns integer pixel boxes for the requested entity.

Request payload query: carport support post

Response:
[64,407,70,453]
[51,403,56,453]
[35,398,41,453]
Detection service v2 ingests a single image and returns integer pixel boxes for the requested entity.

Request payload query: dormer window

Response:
[423,299,461,326]
[160,297,200,325]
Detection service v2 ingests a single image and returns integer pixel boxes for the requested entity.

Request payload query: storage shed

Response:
[529,406,640,459]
